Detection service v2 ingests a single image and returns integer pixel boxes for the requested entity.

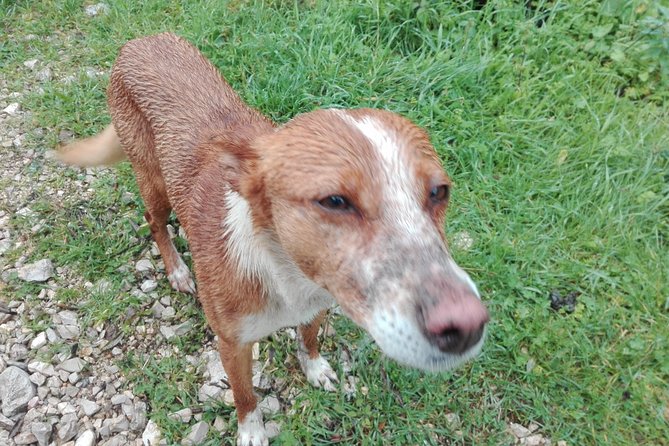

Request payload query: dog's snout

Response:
[420,292,489,354]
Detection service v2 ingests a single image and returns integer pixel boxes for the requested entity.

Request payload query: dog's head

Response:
[244,108,488,371]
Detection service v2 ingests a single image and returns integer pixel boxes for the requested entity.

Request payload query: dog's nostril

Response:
[430,325,485,354]
[438,328,460,345]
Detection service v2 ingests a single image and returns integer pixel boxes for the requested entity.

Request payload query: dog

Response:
[57,33,489,446]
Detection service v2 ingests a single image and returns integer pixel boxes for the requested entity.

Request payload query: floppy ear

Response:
[239,136,273,228]
[193,131,259,189]
[192,130,273,228]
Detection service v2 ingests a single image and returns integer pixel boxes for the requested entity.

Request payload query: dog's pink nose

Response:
[422,295,489,354]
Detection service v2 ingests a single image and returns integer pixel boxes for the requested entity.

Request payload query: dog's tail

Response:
[54,124,126,167]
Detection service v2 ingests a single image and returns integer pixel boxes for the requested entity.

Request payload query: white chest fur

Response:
[223,191,334,343]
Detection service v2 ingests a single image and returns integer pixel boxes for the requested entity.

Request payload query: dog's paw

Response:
[237,408,268,446]
[167,260,196,295]
[299,353,339,392]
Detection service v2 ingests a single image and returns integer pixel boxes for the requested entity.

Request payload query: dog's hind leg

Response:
[297,310,339,391]
[135,167,196,294]
[108,71,196,295]
[142,198,196,295]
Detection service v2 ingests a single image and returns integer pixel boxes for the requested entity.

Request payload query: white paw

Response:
[237,407,268,446]
[298,352,339,392]
[167,259,196,295]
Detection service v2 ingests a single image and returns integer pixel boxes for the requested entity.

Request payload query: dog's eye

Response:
[430,185,450,203]
[318,195,352,212]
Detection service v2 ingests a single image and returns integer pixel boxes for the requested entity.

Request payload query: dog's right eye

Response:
[317,195,353,212]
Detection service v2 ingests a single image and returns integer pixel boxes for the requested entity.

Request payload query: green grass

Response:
[2,0,668,445]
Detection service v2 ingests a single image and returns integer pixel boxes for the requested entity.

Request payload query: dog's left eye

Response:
[430,185,450,203]
[318,195,353,212]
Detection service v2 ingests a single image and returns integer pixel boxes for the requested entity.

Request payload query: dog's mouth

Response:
[323,263,488,372]
[328,292,486,372]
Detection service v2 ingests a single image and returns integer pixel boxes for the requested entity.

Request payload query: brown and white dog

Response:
[58,33,489,446]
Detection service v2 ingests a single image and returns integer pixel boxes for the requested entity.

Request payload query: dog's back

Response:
[113,33,265,140]
[108,32,273,216]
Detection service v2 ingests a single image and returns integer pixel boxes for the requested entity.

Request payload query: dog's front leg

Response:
[218,338,267,446]
[297,310,339,391]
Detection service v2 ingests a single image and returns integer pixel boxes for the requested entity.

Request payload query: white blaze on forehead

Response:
[337,110,429,236]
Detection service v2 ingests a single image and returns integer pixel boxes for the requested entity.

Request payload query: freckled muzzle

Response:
[356,242,489,372]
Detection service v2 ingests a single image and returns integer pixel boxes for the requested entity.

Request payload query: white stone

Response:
[160,307,175,320]
[37,387,49,400]
[110,394,130,406]
[142,420,161,446]
[57,402,77,414]
[223,389,235,406]
[84,3,110,16]
[68,372,80,384]
[30,331,47,349]
[29,372,46,386]
[59,358,86,373]
[265,421,281,439]
[203,350,227,384]
[150,301,165,318]
[160,321,192,340]
[522,434,548,446]
[2,102,20,115]
[79,399,100,417]
[28,361,56,376]
[198,384,223,402]
[259,395,280,415]
[17,259,54,282]
[130,402,148,430]
[56,324,80,340]
[0,239,11,255]
[31,421,52,446]
[75,430,96,446]
[13,432,37,445]
[183,421,208,446]
[110,414,129,433]
[46,328,59,342]
[135,259,154,272]
[168,408,192,423]
[452,231,474,251]
[23,59,39,69]
[509,422,532,439]
[0,366,35,416]
[36,67,52,82]
[58,369,70,382]
[140,279,157,293]
[57,413,78,442]
[58,310,78,326]
[212,416,227,433]
[0,413,14,430]
[252,370,272,391]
